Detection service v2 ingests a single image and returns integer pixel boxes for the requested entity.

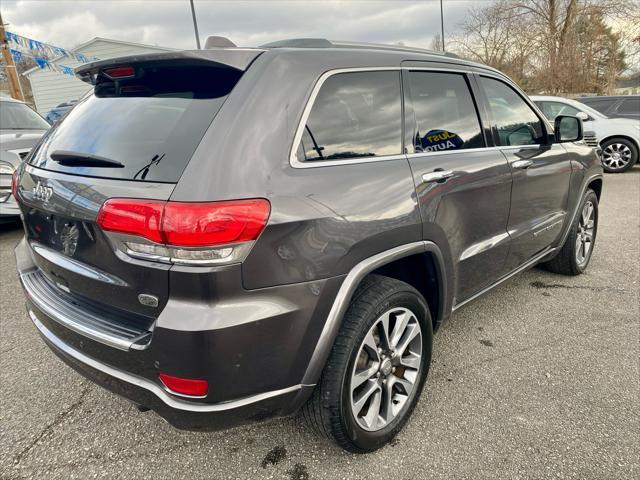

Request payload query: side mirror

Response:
[554,115,583,143]
[575,111,590,122]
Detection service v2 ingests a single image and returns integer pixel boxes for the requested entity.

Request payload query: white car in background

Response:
[0,97,50,222]
[532,95,640,173]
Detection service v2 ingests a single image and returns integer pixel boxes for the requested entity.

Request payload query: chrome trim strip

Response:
[452,246,555,311]
[29,310,303,412]
[22,273,140,351]
[289,67,402,169]
[288,66,545,169]
[301,241,432,384]
[31,242,128,287]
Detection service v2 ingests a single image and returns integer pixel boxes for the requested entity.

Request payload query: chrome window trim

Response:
[29,310,303,412]
[289,66,545,169]
[289,67,402,169]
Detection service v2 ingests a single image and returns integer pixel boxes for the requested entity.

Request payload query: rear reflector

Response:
[97,198,270,247]
[159,374,208,397]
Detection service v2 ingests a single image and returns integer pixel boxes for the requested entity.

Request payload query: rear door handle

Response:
[511,159,533,169]
[422,170,454,183]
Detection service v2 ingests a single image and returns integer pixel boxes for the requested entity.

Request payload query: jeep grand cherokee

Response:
[13,38,603,453]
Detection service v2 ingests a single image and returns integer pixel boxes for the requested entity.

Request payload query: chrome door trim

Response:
[452,173,603,311]
[29,311,303,412]
[452,246,555,311]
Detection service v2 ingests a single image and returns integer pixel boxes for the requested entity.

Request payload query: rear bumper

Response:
[15,236,342,431]
[28,309,310,430]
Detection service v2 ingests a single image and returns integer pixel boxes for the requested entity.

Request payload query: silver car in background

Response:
[0,97,50,221]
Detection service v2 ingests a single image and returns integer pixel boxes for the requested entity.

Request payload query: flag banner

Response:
[10,49,23,63]
[33,56,77,76]
[6,31,99,64]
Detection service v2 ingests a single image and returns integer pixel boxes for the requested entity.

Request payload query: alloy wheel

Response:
[602,143,632,170]
[349,307,422,432]
[575,200,595,266]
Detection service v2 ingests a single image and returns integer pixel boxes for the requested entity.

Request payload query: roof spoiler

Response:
[75,49,262,85]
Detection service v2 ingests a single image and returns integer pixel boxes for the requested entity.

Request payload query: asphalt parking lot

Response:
[1,170,638,480]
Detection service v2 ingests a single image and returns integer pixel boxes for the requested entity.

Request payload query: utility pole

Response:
[189,0,201,49]
[0,12,25,101]
[440,0,445,52]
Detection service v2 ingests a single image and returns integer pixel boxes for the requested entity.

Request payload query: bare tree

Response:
[451,0,631,94]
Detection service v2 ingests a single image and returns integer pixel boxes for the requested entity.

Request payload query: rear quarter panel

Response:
[171,51,423,289]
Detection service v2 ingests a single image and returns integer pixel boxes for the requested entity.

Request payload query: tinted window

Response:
[407,71,484,153]
[617,98,640,114]
[480,77,545,146]
[580,98,615,113]
[0,101,50,130]
[29,63,242,182]
[297,71,402,162]
[536,101,582,120]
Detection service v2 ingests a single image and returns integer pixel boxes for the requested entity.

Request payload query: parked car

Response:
[13,39,602,453]
[532,95,640,173]
[578,95,639,121]
[0,97,50,222]
[45,100,77,124]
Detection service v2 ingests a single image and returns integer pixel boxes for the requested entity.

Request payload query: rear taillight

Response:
[96,199,164,243]
[96,198,270,265]
[11,170,19,199]
[159,373,208,397]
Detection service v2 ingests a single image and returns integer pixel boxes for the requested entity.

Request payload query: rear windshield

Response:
[0,101,50,130]
[28,63,242,183]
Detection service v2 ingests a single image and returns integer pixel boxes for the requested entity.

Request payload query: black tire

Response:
[543,189,598,275]
[301,274,433,453]
[600,138,638,173]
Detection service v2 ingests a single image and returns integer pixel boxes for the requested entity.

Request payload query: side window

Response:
[537,101,581,120]
[582,98,614,114]
[479,77,546,146]
[296,71,402,162]
[406,72,484,153]
[616,98,640,114]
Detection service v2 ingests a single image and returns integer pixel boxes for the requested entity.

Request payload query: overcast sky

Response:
[2,0,488,51]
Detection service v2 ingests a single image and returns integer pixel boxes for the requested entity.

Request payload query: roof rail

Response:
[260,38,333,48]
[259,38,459,58]
[331,40,448,56]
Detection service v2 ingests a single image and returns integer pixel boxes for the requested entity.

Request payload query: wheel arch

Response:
[300,241,450,387]
[599,135,640,155]
[370,252,443,331]
[588,177,603,200]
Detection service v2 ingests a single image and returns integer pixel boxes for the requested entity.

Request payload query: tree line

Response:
[448,0,640,94]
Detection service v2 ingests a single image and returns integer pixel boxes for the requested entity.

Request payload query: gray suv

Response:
[13,39,603,453]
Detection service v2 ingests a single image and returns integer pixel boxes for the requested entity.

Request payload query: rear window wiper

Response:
[50,150,125,168]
